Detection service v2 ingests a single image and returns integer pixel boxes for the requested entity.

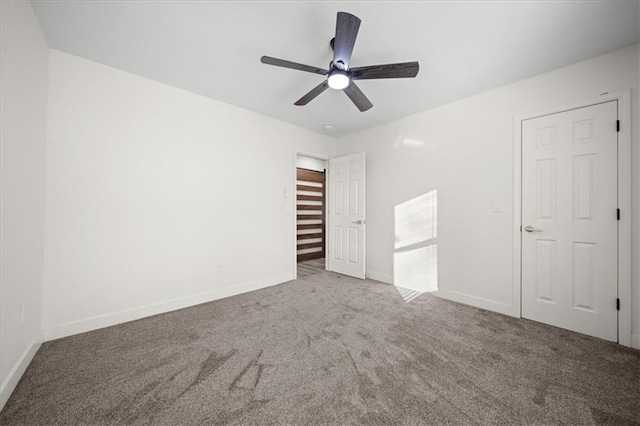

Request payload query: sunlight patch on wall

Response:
[394,190,437,249]
[394,245,438,294]
[393,190,438,301]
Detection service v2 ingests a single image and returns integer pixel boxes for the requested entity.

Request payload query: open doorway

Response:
[296,155,327,279]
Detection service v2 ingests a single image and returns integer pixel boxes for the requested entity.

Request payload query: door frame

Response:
[512,90,631,347]
[292,151,330,280]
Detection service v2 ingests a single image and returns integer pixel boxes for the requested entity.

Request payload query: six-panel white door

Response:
[328,153,366,279]
[521,101,618,341]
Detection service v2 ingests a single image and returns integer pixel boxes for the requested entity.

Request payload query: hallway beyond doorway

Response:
[297,258,325,280]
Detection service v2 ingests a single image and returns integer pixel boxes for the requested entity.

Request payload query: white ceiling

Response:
[31,1,639,137]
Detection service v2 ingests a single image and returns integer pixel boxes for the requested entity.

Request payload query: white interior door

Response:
[328,153,366,279]
[521,101,618,341]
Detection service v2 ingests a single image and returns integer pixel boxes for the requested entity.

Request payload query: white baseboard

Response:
[0,330,43,411]
[366,270,393,284]
[631,334,640,350]
[44,273,294,341]
[435,288,516,317]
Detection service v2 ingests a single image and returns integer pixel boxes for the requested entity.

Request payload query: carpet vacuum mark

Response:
[1,272,639,425]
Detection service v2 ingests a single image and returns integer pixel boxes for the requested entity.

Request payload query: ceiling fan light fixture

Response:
[327,70,350,90]
[261,12,418,111]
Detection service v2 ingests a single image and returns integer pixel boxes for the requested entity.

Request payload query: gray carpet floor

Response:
[1,271,639,425]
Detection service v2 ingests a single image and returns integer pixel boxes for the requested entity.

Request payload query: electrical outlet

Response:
[216,263,223,272]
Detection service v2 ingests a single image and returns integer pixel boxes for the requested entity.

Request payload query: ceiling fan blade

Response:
[261,56,329,75]
[294,80,330,106]
[333,12,361,69]
[350,62,420,80]
[343,81,372,112]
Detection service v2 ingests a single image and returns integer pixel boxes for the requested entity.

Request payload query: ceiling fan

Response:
[260,12,419,112]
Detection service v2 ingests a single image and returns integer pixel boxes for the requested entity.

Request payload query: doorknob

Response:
[352,219,365,225]
[524,225,542,232]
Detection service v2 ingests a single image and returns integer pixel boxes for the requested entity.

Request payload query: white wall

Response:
[43,50,336,340]
[336,45,640,345]
[297,155,326,172]
[0,0,49,409]
[637,8,640,350]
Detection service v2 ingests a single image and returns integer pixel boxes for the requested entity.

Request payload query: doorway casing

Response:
[293,151,330,280]
[512,90,632,347]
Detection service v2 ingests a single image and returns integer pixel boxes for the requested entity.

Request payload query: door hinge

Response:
[617,208,621,220]
[616,120,620,132]
[520,225,522,232]
[616,298,620,311]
